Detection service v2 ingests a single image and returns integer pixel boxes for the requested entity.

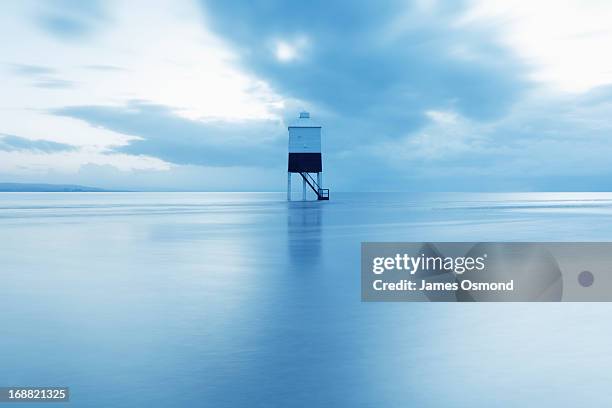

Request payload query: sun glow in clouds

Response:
[273,36,309,63]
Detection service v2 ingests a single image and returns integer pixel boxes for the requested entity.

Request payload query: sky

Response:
[1,0,612,191]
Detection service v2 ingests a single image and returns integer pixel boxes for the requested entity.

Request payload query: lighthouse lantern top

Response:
[288,111,321,129]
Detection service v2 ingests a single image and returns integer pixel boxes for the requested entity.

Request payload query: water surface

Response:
[1,192,611,407]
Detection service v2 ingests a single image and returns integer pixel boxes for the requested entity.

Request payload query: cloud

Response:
[195,0,534,191]
[199,0,527,125]
[463,0,612,92]
[354,85,612,191]
[6,63,75,89]
[53,100,287,167]
[33,78,75,89]
[9,63,55,76]
[0,133,77,153]
[82,64,127,72]
[35,0,107,39]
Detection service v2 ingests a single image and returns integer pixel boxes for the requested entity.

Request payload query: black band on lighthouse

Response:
[288,153,322,173]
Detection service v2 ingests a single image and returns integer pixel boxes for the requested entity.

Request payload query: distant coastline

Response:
[0,183,112,192]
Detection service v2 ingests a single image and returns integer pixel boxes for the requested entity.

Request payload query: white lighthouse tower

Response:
[287,111,329,201]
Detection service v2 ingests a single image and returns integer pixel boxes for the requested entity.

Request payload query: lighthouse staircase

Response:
[299,172,329,200]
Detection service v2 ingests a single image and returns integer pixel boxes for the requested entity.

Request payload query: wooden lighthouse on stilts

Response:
[287,111,329,201]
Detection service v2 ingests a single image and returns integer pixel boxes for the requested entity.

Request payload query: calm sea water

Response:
[1,192,611,407]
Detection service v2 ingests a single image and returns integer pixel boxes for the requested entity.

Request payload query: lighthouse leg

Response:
[317,172,322,194]
[287,172,291,201]
[302,175,307,201]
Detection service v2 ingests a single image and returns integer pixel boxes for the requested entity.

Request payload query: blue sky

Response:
[2,0,612,191]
